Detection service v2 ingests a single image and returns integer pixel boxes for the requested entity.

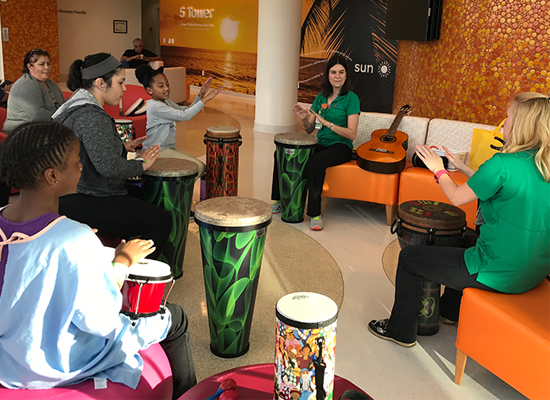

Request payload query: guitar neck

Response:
[384,109,408,140]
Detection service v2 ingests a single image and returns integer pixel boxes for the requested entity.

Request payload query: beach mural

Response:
[159,0,397,112]
[159,0,258,95]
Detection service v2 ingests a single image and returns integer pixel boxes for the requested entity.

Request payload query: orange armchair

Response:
[454,279,550,399]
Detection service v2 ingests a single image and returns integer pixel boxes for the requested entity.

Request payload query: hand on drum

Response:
[292,104,309,121]
[113,238,156,267]
[416,144,445,173]
[442,145,468,172]
[141,145,161,170]
[124,136,147,153]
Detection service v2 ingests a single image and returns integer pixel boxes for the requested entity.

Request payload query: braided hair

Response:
[0,122,77,189]
[135,64,165,89]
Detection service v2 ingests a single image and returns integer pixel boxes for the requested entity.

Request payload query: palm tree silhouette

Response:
[300,0,397,113]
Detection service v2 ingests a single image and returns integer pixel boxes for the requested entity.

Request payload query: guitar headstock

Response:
[399,105,411,115]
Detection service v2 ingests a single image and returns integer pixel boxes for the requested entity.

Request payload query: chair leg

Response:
[321,197,327,216]
[454,348,468,385]
[385,204,397,226]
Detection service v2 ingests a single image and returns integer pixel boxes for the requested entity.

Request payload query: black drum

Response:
[391,200,466,336]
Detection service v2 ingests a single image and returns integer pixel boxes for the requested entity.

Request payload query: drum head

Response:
[398,200,466,231]
[115,119,133,125]
[143,158,199,178]
[194,196,271,229]
[127,259,173,282]
[205,125,240,139]
[274,133,317,147]
[276,292,338,329]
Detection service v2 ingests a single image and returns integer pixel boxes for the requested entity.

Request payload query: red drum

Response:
[204,126,241,198]
[121,259,174,318]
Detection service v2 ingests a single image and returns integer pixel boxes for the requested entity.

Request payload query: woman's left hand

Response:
[416,144,445,173]
[198,77,213,98]
[309,109,330,128]
[124,136,147,152]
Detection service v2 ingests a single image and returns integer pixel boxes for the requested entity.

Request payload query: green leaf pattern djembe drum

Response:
[274,133,317,223]
[142,158,198,279]
[194,197,272,357]
[204,126,242,199]
[393,200,467,336]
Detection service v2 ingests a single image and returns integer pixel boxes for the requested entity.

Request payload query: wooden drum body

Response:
[194,197,272,358]
[392,200,467,336]
[142,158,198,279]
[274,133,317,223]
[275,292,338,400]
[204,126,242,198]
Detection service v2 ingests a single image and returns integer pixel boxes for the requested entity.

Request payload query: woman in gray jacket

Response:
[2,49,65,133]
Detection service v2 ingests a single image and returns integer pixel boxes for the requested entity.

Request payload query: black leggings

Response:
[386,244,499,343]
[162,303,197,398]
[271,143,352,217]
[58,184,171,260]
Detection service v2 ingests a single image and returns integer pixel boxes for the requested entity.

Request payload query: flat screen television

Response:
[385,0,443,41]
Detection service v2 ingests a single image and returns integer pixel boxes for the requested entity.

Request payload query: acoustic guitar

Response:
[357,105,411,174]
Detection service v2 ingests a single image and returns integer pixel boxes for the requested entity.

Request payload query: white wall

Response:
[57,0,141,81]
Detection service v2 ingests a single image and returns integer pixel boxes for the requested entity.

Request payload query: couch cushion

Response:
[354,112,429,162]
[426,119,500,165]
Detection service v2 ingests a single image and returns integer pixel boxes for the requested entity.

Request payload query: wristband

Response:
[434,169,449,184]
[329,122,334,129]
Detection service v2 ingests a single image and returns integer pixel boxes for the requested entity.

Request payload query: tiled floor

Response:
[181,88,525,399]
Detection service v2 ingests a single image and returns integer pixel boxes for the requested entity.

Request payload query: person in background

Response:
[0,80,11,108]
[52,52,171,261]
[135,64,221,177]
[121,38,162,69]
[369,92,550,347]
[271,55,360,230]
[2,49,65,133]
[0,121,196,397]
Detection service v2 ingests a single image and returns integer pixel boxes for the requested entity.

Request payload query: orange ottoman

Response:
[398,165,477,229]
[454,279,550,399]
[322,161,400,225]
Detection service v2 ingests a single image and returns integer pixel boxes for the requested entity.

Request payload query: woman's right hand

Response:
[442,145,474,176]
[140,145,161,170]
[292,104,308,121]
[113,238,155,267]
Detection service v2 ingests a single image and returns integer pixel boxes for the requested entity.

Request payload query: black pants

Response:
[386,244,499,343]
[271,144,351,217]
[162,303,197,399]
[58,184,171,260]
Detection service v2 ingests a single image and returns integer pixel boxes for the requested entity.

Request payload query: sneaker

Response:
[271,201,282,214]
[309,215,324,231]
[368,319,416,347]
[440,315,458,327]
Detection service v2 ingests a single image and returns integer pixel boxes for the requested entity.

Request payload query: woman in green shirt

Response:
[369,92,550,347]
[271,55,360,230]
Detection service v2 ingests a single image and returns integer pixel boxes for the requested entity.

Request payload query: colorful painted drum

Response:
[274,133,317,223]
[204,126,241,198]
[115,119,135,143]
[120,258,174,319]
[392,200,467,336]
[274,292,338,400]
[142,158,198,279]
[194,197,272,357]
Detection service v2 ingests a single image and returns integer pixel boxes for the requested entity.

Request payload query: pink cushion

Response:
[0,343,172,399]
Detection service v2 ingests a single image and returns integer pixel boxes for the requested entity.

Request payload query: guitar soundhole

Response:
[381,136,396,143]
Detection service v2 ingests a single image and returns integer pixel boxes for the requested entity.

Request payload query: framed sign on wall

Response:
[113,20,127,34]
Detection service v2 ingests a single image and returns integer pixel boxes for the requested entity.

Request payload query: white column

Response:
[254,0,302,134]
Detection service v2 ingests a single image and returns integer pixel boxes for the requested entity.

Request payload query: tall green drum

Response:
[194,197,272,357]
[142,158,198,279]
[274,133,317,223]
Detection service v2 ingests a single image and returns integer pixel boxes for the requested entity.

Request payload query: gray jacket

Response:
[52,89,143,196]
[2,73,65,133]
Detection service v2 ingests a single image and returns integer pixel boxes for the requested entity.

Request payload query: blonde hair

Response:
[502,92,550,182]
